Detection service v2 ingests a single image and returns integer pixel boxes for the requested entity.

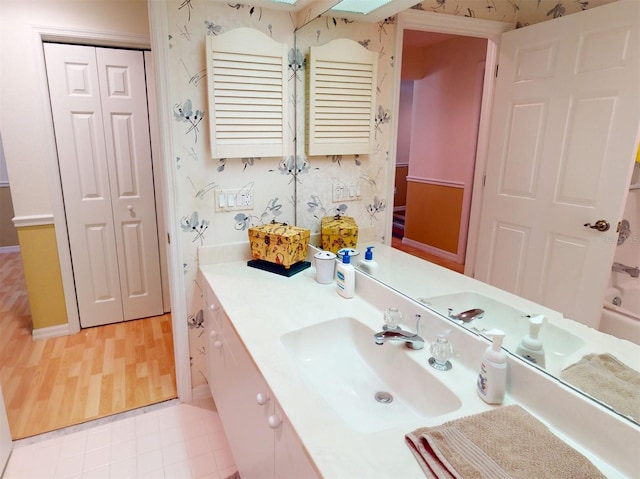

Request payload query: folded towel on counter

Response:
[405,405,605,479]
[560,352,640,421]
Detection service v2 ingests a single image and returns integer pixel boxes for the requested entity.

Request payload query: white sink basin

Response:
[280,316,461,433]
[420,292,586,372]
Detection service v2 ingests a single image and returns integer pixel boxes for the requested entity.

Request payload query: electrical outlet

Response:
[215,188,254,211]
[239,190,253,207]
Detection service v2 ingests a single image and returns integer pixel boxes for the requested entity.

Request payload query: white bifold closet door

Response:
[44,43,163,328]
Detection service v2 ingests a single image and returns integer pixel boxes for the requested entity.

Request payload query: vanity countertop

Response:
[199,251,636,478]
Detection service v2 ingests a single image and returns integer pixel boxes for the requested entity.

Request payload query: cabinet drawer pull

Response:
[209,330,218,338]
[209,303,219,311]
[268,415,282,429]
[213,340,223,349]
[256,393,270,405]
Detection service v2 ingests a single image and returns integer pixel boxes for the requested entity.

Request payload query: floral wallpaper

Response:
[160,0,616,388]
[409,0,615,25]
[293,15,396,238]
[165,0,296,388]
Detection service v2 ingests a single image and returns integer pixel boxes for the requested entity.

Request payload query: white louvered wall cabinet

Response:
[206,28,288,159]
[307,38,378,156]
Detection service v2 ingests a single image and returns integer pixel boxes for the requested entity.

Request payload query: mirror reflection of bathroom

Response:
[601,160,640,345]
[390,21,640,349]
[392,29,483,275]
[293,2,639,426]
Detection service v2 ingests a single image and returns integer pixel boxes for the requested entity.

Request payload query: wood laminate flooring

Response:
[0,252,177,439]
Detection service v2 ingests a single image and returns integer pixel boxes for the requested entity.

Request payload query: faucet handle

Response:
[429,331,453,371]
[414,313,422,335]
[383,307,403,330]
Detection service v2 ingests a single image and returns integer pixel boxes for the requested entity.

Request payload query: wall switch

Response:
[332,179,361,203]
[215,188,254,211]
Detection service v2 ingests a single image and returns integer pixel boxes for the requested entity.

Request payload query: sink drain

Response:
[375,391,393,404]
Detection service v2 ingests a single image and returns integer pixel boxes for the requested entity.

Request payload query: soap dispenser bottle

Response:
[476,329,507,405]
[358,246,378,275]
[336,250,355,299]
[515,315,546,368]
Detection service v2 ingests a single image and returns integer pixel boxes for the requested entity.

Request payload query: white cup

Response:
[314,251,337,284]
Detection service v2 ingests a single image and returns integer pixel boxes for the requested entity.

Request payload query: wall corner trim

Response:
[32,323,71,341]
[148,0,192,403]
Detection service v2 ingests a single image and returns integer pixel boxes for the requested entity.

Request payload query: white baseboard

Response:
[0,245,20,254]
[402,237,461,263]
[32,323,71,341]
[191,383,212,401]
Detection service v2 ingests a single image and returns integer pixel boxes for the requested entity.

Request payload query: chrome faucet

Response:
[374,314,425,350]
[612,262,640,278]
[447,307,485,323]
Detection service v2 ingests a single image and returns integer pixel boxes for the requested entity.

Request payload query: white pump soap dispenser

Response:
[358,246,378,275]
[476,329,507,405]
[336,250,355,299]
[515,315,546,368]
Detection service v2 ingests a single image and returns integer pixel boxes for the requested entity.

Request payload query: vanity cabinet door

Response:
[273,399,319,479]
[204,299,225,401]
[203,282,318,479]
[204,287,274,478]
[220,316,275,479]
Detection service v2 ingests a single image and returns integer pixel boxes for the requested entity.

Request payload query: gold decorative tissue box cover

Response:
[321,215,359,253]
[248,222,310,268]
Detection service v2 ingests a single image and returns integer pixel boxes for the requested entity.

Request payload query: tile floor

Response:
[2,398,238,479]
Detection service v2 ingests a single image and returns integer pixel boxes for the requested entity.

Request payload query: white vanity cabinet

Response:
[204,284,318,479]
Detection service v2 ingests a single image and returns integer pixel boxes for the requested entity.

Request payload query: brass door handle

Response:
[583,220,610,232]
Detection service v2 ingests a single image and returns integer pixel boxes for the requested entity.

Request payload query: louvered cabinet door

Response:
[307,38,377,156]
[206,28,288,159]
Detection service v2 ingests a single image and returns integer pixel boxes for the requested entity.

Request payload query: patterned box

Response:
[321,215,358,254]
[248,222,310,269]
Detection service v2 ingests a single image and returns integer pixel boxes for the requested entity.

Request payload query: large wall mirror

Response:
[292,0,640,426]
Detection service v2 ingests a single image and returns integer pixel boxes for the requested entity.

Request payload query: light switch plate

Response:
[332,179,361,202]
[215,188,254,211]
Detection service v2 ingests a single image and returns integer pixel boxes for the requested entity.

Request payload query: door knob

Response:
[583,220,610,232]
[127,205,134,211]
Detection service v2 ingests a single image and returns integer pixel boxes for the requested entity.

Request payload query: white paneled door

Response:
[475,0,639,328]
[45,43,163,327]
